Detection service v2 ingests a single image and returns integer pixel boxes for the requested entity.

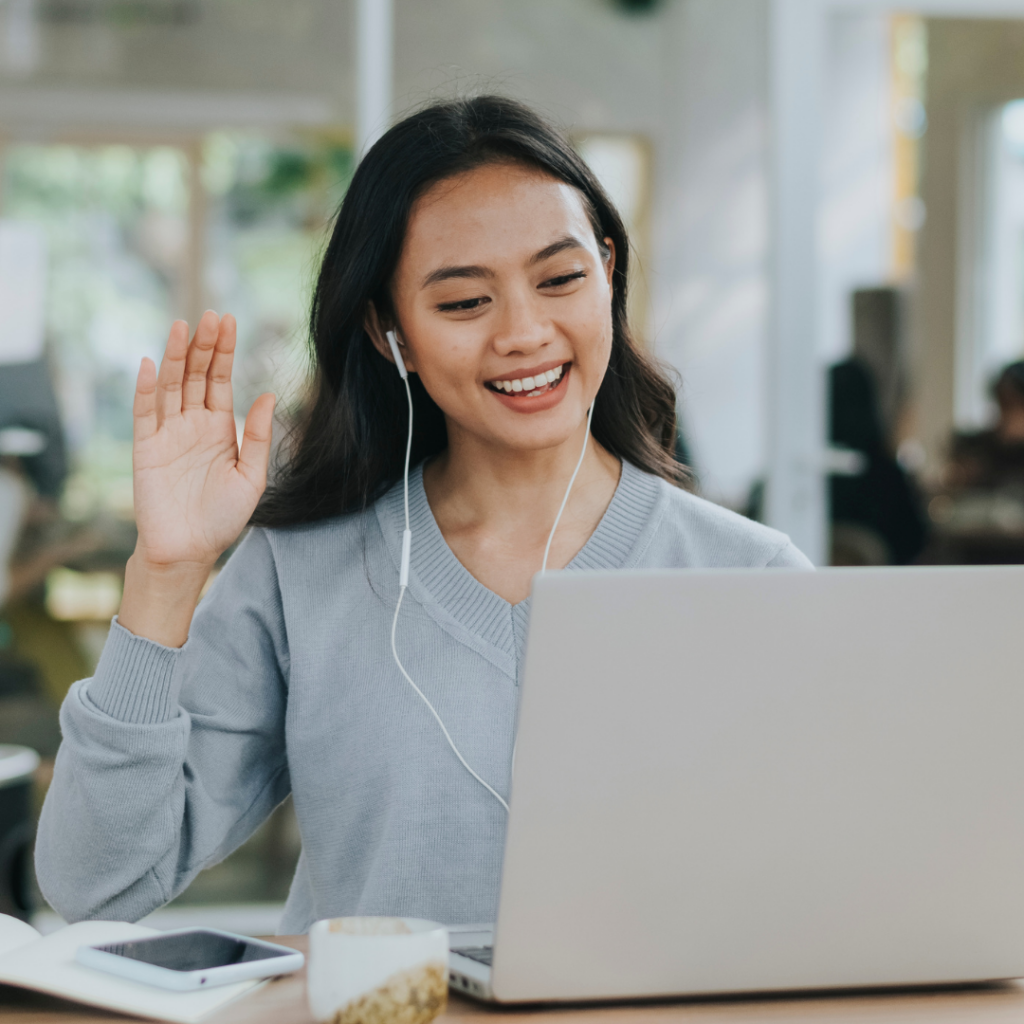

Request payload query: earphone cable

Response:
[393,371,510,812]
[540,401,595,575]
[389,351,594,815]
[391,586,511,813]
[401,377,413,533]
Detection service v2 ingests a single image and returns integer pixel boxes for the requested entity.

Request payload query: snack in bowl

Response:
[307,917,448,1024]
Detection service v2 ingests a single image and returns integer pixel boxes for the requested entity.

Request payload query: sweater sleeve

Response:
[35,528,291,924]
[765,540,815,569]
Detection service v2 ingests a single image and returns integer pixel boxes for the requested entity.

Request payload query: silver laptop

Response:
[449,565,1024,1002]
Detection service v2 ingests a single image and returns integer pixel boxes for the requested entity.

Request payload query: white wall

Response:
[0,0,668,135]
[394,0,664,136]
[651,0,770,506]
[970,103,1024,427]
[819,12,894,363]
[650,4,895,509]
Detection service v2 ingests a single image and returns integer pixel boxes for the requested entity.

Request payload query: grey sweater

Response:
[36,461,810,934]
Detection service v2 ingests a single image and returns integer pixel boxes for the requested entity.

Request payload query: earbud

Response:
[385,330,408,380]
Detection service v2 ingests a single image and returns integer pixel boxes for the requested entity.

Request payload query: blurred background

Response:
[3,0,1024,934]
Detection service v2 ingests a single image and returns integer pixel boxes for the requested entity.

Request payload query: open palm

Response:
[132,312,276,570]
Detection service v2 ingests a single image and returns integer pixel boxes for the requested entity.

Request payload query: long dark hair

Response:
[253,95,686,527]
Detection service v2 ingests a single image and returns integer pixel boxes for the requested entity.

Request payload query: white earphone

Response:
[384,329,594,814]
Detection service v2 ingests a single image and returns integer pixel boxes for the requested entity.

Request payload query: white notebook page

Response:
[0,919,264,1023]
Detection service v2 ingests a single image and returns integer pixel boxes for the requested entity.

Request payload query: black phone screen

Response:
[93,930,291,973]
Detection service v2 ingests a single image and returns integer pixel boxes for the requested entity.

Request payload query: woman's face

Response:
[386,161,615,454]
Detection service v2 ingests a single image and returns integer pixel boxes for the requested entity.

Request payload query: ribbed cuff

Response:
[85,617,183,724]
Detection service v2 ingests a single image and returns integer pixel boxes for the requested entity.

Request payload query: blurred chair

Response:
[0,745,39,922]
[850,288,906,443]
[0,359,78,754]
[930,360,1024,563]
[827,286,928,565]
[830,522,892,567]
[947,361,1024,491]
[0,360,67,502]
[829,357,929,565]
[0,464,29,609]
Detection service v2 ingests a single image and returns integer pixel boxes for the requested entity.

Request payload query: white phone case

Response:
[75,928,304,991]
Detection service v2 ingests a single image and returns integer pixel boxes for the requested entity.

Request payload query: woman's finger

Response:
[205,314,238,413]
[236,392,277,492]
[181,310,221,410]
[133,357,158,442]
[156,320,190,425]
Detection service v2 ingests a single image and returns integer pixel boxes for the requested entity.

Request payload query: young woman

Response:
[36,96,810,934]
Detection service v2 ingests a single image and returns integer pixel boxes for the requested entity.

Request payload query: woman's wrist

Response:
[118,552,216,649]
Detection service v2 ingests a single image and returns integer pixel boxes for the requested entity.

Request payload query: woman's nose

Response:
[491,293,551,355]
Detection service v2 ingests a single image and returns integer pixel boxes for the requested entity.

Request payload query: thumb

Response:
[236,393,277,492]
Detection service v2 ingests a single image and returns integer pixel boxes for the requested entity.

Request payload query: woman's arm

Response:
[766,541,815,569]
[34,527,290,923]
[34,311,285,921]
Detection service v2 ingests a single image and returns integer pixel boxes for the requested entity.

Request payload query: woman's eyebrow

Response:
[422,263,493,287]
[529,235,586,265]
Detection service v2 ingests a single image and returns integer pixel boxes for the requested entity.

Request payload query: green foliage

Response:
[204,133,353,227]
[1,133,352,520]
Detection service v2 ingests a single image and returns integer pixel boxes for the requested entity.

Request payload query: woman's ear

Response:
[602,237,616,288]
[364,304,416,373]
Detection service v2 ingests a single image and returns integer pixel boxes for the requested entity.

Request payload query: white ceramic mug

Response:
[307,916,449,1024]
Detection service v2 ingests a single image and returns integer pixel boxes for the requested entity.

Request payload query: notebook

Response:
[0,914,266,1022]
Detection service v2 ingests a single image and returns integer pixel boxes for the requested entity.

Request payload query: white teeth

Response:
[490,364,567,394]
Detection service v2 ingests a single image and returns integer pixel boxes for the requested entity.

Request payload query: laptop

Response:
[448,565,1024,1003]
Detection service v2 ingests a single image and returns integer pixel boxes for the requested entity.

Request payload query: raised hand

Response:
[120,312,275,646]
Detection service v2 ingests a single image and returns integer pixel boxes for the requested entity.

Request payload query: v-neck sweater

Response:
[36,461,810,934]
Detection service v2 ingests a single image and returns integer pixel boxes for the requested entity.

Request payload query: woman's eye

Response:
[436,296,490,312]
[541,271,587,289]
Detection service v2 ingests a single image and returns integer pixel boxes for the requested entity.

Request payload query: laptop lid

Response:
[491,566,1024,1002]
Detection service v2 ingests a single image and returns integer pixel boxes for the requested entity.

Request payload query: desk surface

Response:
[5,936,1024,1024]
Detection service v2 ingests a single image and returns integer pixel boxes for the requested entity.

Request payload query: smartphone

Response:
[75,928,305,991]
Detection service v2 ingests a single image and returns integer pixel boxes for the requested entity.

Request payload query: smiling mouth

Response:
[485,363,568,398]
